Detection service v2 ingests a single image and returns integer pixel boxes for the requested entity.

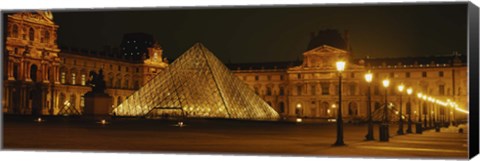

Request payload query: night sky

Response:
[52,3,467,63]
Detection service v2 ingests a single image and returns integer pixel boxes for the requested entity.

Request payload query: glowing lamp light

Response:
[406,88,413,95]
[336,61,346,72]
[364,71,373,83]
[296,104,302,108]
[35,117,43,123]
[382,79,390,88]
[296,118,302,122]
[417,93,423,98]
[99,119,108,125]
[331,104,337,108]
[397,84,405,92]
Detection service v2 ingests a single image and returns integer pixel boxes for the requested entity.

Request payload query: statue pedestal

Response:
[83,92,112,117]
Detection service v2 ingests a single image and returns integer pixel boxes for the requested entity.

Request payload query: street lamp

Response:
[333,60,346,146]
[397,84,405,135]
[379,79,390,142]
[422,95,428,128]
[406,88,413,133]
[364,71,374,141]
[416,93,423,134]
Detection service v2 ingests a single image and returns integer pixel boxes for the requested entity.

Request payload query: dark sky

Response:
[52,3,467,63]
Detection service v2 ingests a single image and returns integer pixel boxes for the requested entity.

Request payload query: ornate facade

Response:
[229,45,468,121]
[2,11,468,122]
[3,12,168,115]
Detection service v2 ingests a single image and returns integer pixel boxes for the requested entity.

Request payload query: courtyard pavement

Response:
[2,116,469,159]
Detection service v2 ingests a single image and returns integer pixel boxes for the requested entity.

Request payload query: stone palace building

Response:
[2,11,468,121]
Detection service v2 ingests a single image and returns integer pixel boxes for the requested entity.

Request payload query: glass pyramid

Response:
[113,43,280,121]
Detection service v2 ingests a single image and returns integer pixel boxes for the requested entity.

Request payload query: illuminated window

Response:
[71,73,76,85]
[81,74,86,85]
[61,72,66,84]
[80,96,85,108]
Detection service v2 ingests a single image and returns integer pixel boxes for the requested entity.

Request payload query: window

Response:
[118,66,121,71]
[61,72,66,84]
[279,87,285,96]
[126,67,129,72]
[73,60,76,65]
[311,85,316,95]
[110,64,113,69]
[71,73,76,85]
[80,96,85,108]
[439,71,444,77]
[255,75,259,81]
[390,72,394,78]
[254,87,259,95]
[12,25,18,38]
[297,85,302,96]
[280,75,284,80]
[321,83,329,95]
[350,72,355,78]
[349,84,356,95]
[422,71,427,77]
[116,79,121,88]
[266,87,272,96]
[439,85,445,95]
[136,67,139,73]
[44,30,50,43]
[29,27,34,41]
[267,75,271,81]
[297,74,301,79]
[406,72,410,78]
[279,102,285,113]
[125,79,129,89]
[81,74,86,85]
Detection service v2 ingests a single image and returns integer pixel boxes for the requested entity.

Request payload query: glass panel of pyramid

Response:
[113,43,280,120]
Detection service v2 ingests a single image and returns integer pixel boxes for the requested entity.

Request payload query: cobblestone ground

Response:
[2,116,468,159]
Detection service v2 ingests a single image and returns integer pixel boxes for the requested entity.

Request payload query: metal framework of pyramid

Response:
[113,43,280,120]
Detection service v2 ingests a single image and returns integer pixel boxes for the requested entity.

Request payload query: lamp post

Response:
[397,84,405,135]
[422,95,427,128]
[379,79,390,142]
[333,61,346,146]
[406,88,413,133]
[364,71,374,141]
[416,93,423,134]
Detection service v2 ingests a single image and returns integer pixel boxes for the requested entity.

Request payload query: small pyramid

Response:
[113,43,280,120]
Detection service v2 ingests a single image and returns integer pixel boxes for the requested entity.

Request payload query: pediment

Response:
[9,11,55,25]
[304,45,348,56]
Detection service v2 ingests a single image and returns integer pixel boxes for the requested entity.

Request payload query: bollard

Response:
[415,122,423,134]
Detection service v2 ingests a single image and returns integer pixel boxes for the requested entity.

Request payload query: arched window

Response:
[12,25,18,38]
[124,78,129,89]
[60,72,66,84]
[116,78,121,88]
[266,87,272,96]
[81,74,86,85]
[30,65,38,82]
[29,27,35,41]
[13,63,19,80]
[279,86,285,96]
[348,102,358,116]
[322,102,329,116]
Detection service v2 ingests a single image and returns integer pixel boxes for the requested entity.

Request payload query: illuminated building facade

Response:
[2,12,468,122]
[3,12,168,115]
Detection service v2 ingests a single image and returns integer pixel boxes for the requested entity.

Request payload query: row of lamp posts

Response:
[333,60,461,146]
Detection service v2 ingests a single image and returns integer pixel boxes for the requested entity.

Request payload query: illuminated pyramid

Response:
[113,43,279,120]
